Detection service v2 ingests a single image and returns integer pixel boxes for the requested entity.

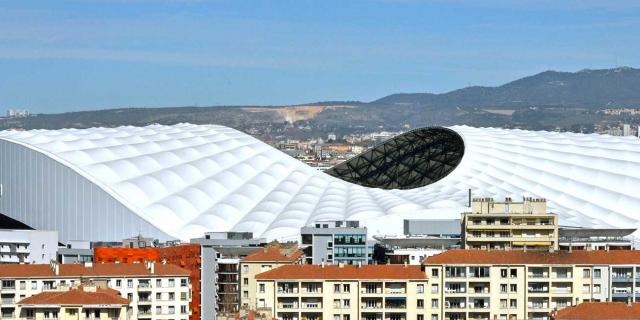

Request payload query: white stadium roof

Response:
[0,123,639,241]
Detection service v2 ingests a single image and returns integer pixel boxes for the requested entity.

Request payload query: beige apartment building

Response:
[255,264,430,320]
[462,197,559,250]
[0,261,191,319]
[16,284,130,320]
[423,249,640,320]
[240,244,304,310]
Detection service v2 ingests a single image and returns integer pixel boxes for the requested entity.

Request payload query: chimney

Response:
[146,261,155,274]
[321,261,325,268]
[83,261,93,268]
[338,262,344,268]
[357,261,362,268]
[50,260,60,276]
[403,261,408,268]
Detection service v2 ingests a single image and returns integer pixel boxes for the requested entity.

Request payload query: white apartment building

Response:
[0,229,57,264]
[0,261,191,319]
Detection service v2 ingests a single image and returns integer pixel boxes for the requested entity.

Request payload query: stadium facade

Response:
[0,123,639,242]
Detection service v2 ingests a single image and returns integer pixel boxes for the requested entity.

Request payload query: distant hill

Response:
[373,67,640,108]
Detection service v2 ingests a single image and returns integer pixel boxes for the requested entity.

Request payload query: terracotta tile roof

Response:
[18,288,129,306]
[555,302,640,320]
[423,249,640,265]
[255,264,427,280]
[0,263,190,278]
[242,244,304,263]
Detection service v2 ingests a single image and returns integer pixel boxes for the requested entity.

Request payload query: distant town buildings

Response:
[4,109,30,118]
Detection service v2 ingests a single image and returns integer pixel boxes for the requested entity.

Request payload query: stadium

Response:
[0,123,639,242]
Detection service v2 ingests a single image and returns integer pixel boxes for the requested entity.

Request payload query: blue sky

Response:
[1,0,640,113]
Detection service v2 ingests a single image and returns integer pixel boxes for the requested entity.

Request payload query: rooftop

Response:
[0,262,190,278]
[18,286,129,306]
[242,244,304,263]
[554,302,640,320]
[256,264,427,280]
[424,249,640,265]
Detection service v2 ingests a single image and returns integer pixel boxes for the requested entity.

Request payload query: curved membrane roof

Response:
[1,123,639,241]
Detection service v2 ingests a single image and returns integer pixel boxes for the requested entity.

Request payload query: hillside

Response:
[374,67,640,108]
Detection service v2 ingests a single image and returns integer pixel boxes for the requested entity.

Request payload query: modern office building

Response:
[0,261,191,319]
[254,264,429,320]
[0,229,58,264]
[300,220,372,265]
[2,124,640,242]
[240,243,304,311]
[558,227,636,251]
[57,240,93,264]
[16,284,130,320]
[423,249,640,320]
[376,219,461,265]
[461,197,559,250]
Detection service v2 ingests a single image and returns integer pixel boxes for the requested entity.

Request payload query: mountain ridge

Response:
[373,67,640,108]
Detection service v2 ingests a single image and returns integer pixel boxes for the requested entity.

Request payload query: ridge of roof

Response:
[18,288,129,306]
[0,262,190,278]
[423,249,640,265]
[255,264,427,280]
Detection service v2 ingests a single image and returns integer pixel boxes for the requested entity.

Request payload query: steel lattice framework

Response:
[325,127,465,189]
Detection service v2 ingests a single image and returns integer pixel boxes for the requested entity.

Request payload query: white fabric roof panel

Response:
[0,123,639,241]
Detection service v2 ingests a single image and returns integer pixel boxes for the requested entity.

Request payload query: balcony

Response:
[138,283,152,291]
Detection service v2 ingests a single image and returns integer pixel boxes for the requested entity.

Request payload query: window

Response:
[594,269,602,279]
[168,279,175,287]
[343,299,350,308]
[583,269,591,278]
[243,291,248,298]
[334,284,341,293]
[431,299,438,308]
[93,310,99,318]
[156,293,162,300]
[431,315,438,320]
[417,315,424,320]
[343,284,350,293]
[127,279,133,288]
[181,292,187,301]
[509,299,517,308]
[431,269,439,277]
[344,315,350,320]
[334,315,341,320]
[510,269,517,278]
[509,284,517,293]
[168,306,175,314]
[181,278,188,287]
[328,241,333,248]
[156,279,161,287]
[594,284,601,293]
[500,269,508,278]
[500,299,507,308]
[582,284,590,293]
[259,284,265,293]
[243,265,249,273]
[431,284,438,293]
[181,306,188,314]
[155,306,162,315]
[169,292,175,300]
[500,284,507,293]
[334,299,341,308]
[243,278,249,285]
[31,281,37,289]
[417,284,424,293]
[417,299,424,308]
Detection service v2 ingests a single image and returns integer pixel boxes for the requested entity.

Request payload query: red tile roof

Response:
[256,264,427,280]
[18,288,129,306]
[0,262,190,278]
[555,302,640,320]
[242,244,304,263]
[424,249,640,265]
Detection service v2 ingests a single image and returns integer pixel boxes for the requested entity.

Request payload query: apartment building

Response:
[254,264,430,320]
[423,249,640,320]
[462,197,559,250]
[240,244,304,310]
[0,229,58,264]
[16,284,129,320]
[0,261,191,319]
[300,220,373,265]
